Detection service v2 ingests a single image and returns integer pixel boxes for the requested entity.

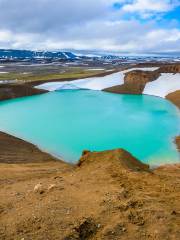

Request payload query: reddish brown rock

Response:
[0,131,58,163]
[166,90,180,109]
[0,83,47,101]
[175,136,180,151]
[158,64,180,73]
[104,70,160,94]
[78,148,150,172]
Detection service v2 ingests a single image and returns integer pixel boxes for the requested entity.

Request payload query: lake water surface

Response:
[0,90,179,165]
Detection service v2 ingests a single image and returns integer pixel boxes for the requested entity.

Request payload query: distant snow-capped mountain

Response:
[1,49,177,62]
[0,49,127,60]
[0,49,78,60]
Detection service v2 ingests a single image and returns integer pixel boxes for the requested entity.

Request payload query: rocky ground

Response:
[0,84,47,101]
[0,132,59,164]
[166,90,180,109]
[104,70,160,94]
[175,136,180,151]
[0,138,180,240]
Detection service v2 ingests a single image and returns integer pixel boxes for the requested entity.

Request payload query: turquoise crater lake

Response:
[0,90,179,165]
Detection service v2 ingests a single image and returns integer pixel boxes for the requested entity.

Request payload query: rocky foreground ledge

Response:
[0,132,180,240]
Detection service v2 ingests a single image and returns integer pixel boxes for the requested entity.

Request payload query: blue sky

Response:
[163,5,180,22]
[0,0,179,53]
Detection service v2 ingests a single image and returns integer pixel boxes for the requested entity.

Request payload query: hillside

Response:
[0,49,77,60]
[0,138,179,240]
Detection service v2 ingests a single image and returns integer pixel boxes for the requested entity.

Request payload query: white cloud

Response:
[123,0,173,12]
[0,0,179,53]
[121,0,180,18]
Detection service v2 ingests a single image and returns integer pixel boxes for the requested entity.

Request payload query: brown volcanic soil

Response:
[0,145,180,240]
[166,90,180,109]
[104,70,160,94]
[0,132,59,164]
[158,64,180,73]
[175,136,180,151]
[0,83,47,101]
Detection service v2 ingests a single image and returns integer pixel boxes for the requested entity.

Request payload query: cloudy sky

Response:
[0,0,180,53]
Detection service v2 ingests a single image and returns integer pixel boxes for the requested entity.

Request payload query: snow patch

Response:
[87,68,105,71]
[35,67,159,92]
[143,73,180,98]
[63,53,70,59]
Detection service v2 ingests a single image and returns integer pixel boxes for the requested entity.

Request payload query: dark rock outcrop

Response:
[175,136,180,152]
[158,64,180,73]
[64,218,98,240]
[0,83,47,101]
[0,132,57,163]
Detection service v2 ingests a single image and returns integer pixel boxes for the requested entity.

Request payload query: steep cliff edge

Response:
[104,70,160,94]
[0,132,59,164]
[0,83,47,101]
[158,64,180,73]
[166,90,180,109]
[175,136,180,152]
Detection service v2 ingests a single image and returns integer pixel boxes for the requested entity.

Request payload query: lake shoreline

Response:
[0,63,180,239]
[0,63,179,165]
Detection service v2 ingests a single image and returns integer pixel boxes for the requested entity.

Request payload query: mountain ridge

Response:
[0,49,78,60]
